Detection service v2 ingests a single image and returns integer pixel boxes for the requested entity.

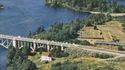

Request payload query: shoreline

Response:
[46,3,125,17]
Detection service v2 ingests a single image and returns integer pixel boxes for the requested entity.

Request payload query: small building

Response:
[40,52,52,62]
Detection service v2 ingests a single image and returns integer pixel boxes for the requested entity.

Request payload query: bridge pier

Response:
[47,44,50,51]
[61,44,64,51]
[33,42,36,51]
[61,46,64,51]
[12,39,16,48]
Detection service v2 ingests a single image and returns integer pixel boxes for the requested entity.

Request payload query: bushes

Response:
[51,60,78,70]
[106,56,125,62]
[122,22,125,31]
[65,47,114,59]
[51,59,118,70]
[118,46,125,51]
[94,66,115,70]
[68,39,91,45]
[50,47,69,57]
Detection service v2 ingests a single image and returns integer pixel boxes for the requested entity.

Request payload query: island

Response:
[0,4,4,9]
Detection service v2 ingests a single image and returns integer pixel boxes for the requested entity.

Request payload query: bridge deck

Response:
[0,34,69,47]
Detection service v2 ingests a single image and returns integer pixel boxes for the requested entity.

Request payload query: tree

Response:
[7,47,37,70]
[7,47,16,64]
[21,59,37,70]
[50,47,69,57]
[36,25,45,34]
[21,46,31,56]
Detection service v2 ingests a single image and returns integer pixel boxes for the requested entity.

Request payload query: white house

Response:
[40,52,52,62]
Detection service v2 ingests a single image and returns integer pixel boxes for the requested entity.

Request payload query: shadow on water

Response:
[0,47,7,70]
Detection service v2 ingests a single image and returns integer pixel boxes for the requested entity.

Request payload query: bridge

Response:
[0,34,69,52]
[0,34,125,56]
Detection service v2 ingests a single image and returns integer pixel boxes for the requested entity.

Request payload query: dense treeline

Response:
[7,47,37,70]
[29,14,112,45]
[45,0,125,13]
[85,14,112,26]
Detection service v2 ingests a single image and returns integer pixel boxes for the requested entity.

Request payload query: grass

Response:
[98,21,125,43]
[79,21,125,43]
[95,45,118,51]
[27,46,121,70]
[79,20,125,51]
[28,53,125,70]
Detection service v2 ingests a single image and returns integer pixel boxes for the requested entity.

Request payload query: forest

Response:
[7,47,37,70]
[45,0,125,13]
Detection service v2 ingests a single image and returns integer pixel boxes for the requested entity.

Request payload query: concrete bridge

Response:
[0,34,125,56]
[0,34,69,52]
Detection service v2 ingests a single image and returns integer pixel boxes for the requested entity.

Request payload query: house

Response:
[40,52,52,62]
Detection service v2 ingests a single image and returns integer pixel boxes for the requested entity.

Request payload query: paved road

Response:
[90,11,125,17]
[81,46,125,56]
[72,44,125,56]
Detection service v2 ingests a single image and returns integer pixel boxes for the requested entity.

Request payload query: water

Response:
[0,47,7,70]
[0,0,89,36]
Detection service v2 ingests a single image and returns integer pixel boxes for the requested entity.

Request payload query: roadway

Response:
[90,11,125,17]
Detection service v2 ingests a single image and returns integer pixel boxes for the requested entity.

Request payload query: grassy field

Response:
[28,53,125,70]
[98,21,125,43]
[79,20,125,44]
[28,46,125,70]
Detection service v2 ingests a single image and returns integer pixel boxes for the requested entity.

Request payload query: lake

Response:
[0,0,89,36]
